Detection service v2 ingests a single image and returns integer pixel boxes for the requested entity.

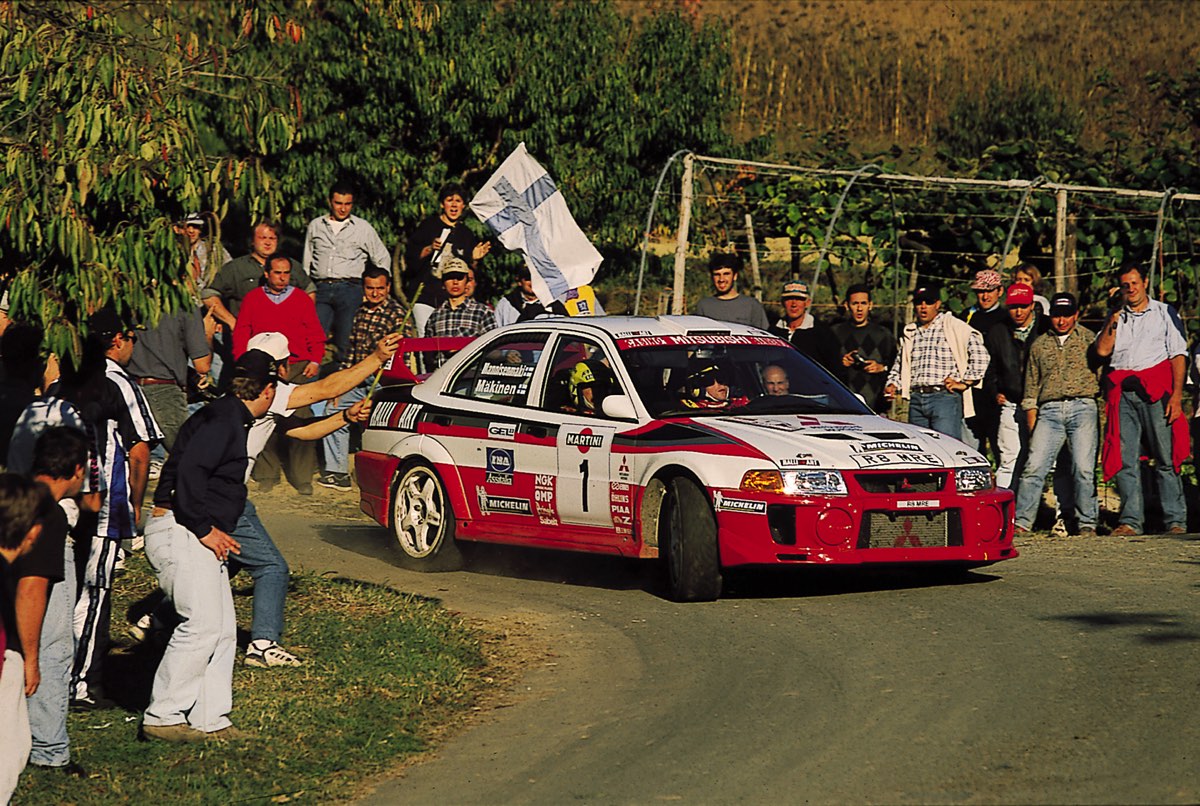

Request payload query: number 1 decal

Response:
[579,458,590,512]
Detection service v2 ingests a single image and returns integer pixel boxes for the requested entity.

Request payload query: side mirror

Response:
[601,394,637,420]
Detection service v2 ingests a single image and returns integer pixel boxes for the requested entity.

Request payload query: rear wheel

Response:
[663,476,722,602]
[391,463,463,571]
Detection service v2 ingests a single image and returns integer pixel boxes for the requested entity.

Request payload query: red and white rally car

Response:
[357,316,1017,601]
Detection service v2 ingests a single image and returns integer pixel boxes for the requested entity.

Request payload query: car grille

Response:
[853,471,947,494]
[858,510,962,549]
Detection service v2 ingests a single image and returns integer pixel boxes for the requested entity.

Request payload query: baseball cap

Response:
[183,213,204,227]
[970,269,1002,291]
[433,256,469,280]
[912,284,941,304]
[87,306,127,340]
[1049,292,1079,316]
[781,281,809,300]
[246,331,290,362]
[1005,283,1034,306]
[233,349,275,385]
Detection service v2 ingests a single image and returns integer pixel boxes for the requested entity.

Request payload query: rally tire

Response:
[663,476,722,602]
[390,462,463,572]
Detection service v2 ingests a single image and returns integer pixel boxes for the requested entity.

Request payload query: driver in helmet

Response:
[680,363,748,410]
[566,359,610,415]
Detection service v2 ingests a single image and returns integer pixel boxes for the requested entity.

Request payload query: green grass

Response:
[14,557,486,804]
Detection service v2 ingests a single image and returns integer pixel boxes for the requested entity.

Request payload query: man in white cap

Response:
[769,279,837,371]
[133,330,400,668]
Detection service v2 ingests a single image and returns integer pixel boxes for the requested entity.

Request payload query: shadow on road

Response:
[317,522,1005,601]
[1043,611,1200,644]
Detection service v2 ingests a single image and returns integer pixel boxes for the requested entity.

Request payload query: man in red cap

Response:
[982,282,1048,490]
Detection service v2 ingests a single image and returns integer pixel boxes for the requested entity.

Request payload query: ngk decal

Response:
[534,473,557,524]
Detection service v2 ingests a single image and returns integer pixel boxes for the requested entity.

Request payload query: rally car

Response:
[357,316,1017,601]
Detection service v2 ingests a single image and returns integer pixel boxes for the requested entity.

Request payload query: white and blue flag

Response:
[469,143,602,304]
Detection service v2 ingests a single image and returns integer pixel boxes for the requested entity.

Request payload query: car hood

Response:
[699,414,987,472]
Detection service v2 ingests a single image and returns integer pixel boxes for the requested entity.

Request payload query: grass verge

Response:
[14,555,487,804]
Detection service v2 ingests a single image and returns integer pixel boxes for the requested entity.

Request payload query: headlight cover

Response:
[783,469,848,496]
[956,467,994,492]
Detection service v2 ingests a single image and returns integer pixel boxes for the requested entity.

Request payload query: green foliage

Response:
[937,81,1084,166]
[0,1,298,359]
[196,0,735,282]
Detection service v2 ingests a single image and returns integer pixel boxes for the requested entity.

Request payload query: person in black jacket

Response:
[961,269,1009,459]
[983,283,1048,491]
[769,281,838,372]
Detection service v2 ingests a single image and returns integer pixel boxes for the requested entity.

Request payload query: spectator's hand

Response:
[472,241,492,262]
[884,383,897,402]
[863,360,886,374]
[996,393,1008,405]
[841,351,856,368]
[301,360,319,379]
[199,527,241,562]
[24,654,40,696]
[374,333,401,363]
[347,399,373,423]
[1166,393,1184,424]
[944,376,968,393]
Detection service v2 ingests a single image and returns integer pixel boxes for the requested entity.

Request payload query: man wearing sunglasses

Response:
[680,363,748,410]
[983,283,1048,491]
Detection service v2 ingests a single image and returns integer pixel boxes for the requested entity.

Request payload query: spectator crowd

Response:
[1,181,1197,798]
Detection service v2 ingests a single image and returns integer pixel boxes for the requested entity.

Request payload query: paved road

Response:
[261,496,1200,805]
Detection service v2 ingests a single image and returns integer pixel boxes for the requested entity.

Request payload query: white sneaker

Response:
[1051,518,1069,538]
[245,640,303,668]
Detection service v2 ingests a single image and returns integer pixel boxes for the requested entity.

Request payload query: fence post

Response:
[745,213,763,301]
[672,154,694,315]
[1054,188,1067,293]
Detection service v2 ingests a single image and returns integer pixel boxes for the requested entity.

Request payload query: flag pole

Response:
[363,282,422,404]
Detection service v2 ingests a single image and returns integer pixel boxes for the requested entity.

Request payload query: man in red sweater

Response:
[232,254,326,494]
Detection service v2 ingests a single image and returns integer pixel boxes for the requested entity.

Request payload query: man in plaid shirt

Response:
[424,257,497,363]
[317,266,406,490]
[885,284,990,439]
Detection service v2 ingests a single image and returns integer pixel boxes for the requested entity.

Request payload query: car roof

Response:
[501,315,777,340]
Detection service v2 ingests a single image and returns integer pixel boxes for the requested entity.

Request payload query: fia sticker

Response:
[485,445,514,485]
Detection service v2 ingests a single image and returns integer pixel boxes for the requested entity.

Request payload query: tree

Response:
[0,1,300,358]
[196,0,736,284]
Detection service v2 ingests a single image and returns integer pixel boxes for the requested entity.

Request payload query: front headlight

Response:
[956,467,994,492]
[783,469,848,496]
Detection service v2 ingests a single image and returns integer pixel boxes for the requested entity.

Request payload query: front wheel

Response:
[390,463,463,571]
[662,476,722,602]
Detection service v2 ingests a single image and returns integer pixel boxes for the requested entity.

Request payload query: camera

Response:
[852,352,870,368]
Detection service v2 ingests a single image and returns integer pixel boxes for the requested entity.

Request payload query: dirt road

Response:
[257,485,1200,804]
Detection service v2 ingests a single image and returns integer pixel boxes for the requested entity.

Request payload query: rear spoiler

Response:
[379,336,476,384]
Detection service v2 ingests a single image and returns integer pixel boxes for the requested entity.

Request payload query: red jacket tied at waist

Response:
[1101,359,1190,481]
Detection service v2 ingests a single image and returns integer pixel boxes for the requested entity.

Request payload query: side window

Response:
[449,335,548,406]
[542,337,622,416]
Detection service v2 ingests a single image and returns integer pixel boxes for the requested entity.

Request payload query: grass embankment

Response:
[14,556,486,804]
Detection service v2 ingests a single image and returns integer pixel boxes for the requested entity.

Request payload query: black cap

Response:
[233,349,275,385]
[87,306,126,340]
[912,284,941,304]
[1049,292,1079,315]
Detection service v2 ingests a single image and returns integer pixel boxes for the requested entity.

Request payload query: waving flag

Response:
[469,143,602,304]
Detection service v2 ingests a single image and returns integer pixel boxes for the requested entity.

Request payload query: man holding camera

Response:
[832,283,896,410]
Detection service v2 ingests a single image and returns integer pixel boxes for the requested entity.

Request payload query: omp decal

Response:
[897,499,939,509]
[486,447,514,486]
[488,423,517,440]
[534,473,556,523]
[369,401,398,429]
[397,403,422,431]
[850,451,945,468]
[853,441,922,453]
[475,488,532,515]
[714,493,767,514]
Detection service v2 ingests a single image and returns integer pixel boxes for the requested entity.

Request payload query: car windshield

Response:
[622,341,871,418]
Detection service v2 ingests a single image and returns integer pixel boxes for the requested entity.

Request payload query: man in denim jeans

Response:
[1094,264,1190,537]
[1014,293,1102,536]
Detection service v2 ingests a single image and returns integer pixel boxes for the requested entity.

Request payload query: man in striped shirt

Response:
[62,308,163,709]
